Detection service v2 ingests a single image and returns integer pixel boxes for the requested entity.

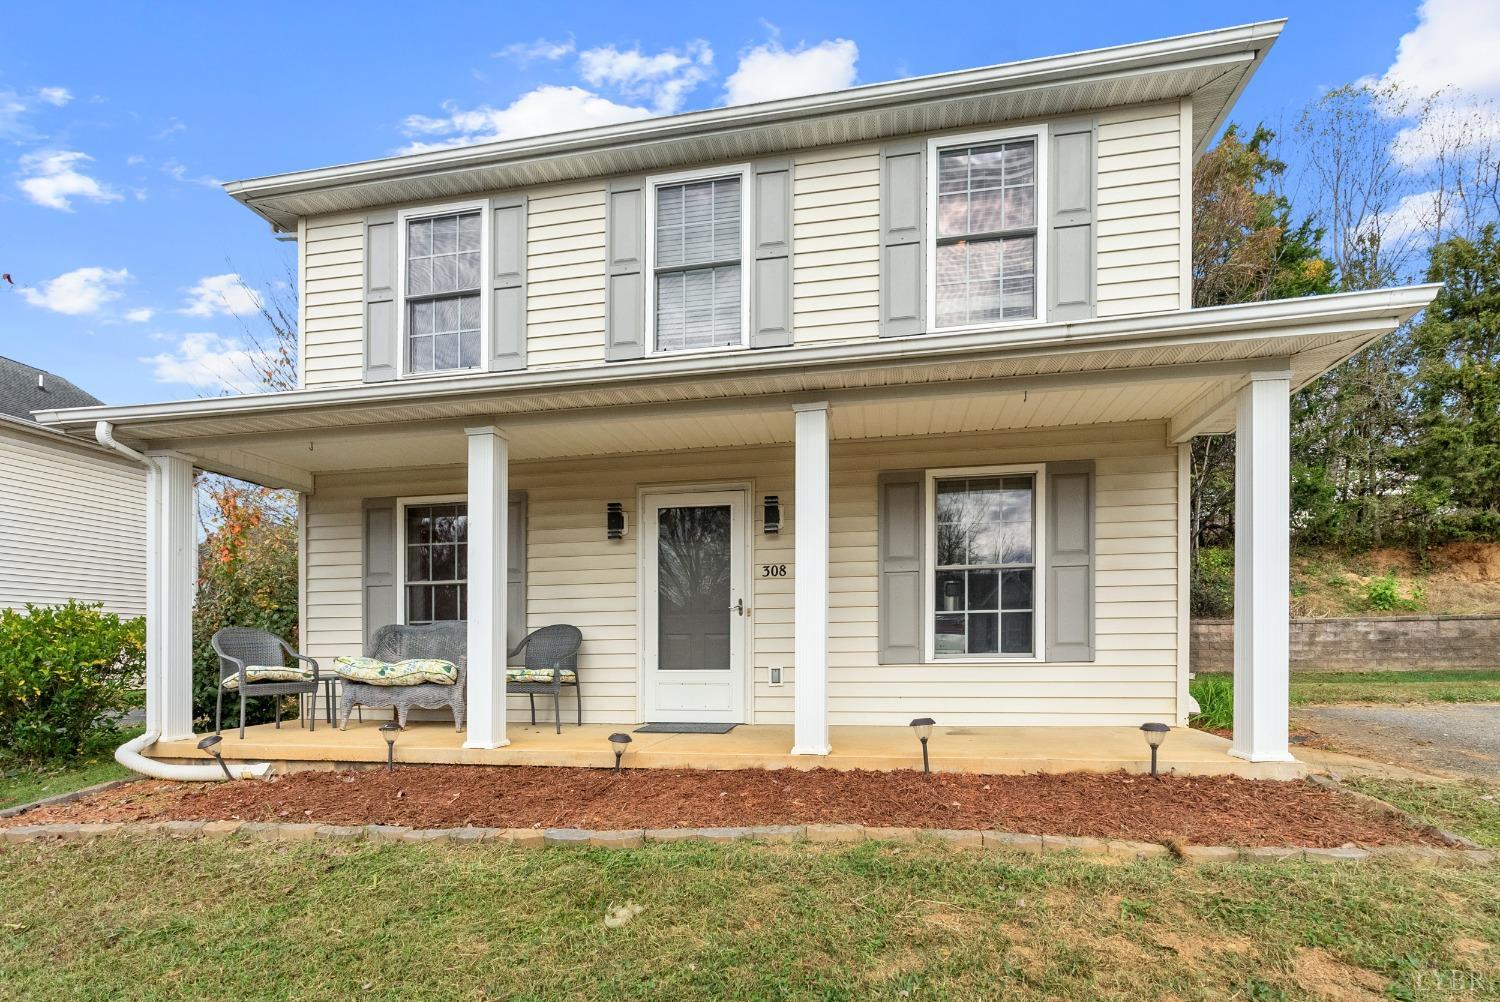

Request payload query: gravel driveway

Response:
[1294,703,1500,781]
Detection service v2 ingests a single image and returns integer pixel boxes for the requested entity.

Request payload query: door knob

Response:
[729,598,745,616]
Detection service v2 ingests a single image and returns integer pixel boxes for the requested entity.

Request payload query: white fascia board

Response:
[35,284,1437,437]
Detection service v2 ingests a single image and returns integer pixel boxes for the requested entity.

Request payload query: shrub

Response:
[0,602,144,764]
[1365,572,1423,613]
[1190,546,1235,618]
[1189,674,1234,731]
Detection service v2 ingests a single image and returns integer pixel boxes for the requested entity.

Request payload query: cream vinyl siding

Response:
[526,182,608,369]
[791,144,881,344]
[0,427,146,616]
[301,213,365,387]
[304,422,1179,726]
[1095,102,1185,316]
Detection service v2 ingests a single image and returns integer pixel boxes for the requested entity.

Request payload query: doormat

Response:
[633,722,739,734]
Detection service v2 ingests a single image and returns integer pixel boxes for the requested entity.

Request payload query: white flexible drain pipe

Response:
[96,421,272,782]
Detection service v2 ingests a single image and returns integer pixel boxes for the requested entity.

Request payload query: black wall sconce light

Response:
[606,502,628,540]
[763,495,782,534]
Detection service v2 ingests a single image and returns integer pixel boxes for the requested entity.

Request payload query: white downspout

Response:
[96,421,271,781]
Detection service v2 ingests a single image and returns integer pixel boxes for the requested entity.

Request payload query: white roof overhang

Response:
[225,21,1283,232]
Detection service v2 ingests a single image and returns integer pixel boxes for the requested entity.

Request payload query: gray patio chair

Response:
[506,624,583,733]
[212,626,327,739]
[339,622,468,730]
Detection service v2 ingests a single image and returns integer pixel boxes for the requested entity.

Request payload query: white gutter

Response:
[95,420,272,782]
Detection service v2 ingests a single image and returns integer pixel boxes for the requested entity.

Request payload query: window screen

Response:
[934,139,1037,327]
[406,211,481,373]
[653,176,742,352]
[933,474,1036,656]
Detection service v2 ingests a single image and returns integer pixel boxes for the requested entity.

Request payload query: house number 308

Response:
[760,564,788,577]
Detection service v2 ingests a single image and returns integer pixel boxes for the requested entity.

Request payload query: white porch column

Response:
[1230,374,1294,762]
[144,451,195,741]
[792,402,831,755]
[463,426,510,749]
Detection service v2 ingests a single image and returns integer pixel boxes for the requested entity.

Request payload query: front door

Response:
[642,489,748,723]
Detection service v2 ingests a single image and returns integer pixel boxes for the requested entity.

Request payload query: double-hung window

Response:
[930,470,1040,658]
[932,131,1042,329]
[402,500,469,624]
[649,167,748,353]
[403,205,483,375]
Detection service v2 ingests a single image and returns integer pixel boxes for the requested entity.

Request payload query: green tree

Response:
[1402,224,1500,545]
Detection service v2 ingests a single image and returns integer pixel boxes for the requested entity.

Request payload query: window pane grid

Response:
[934,474,1035,656]
[404,503,468,626]
[935,139,1037,327]
[406,210,482,374]
[654,175,742,352]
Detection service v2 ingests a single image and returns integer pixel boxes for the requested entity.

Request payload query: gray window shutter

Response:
[507,491,528,659]
[751,158,793,348]
[362,497,398,651]
[1048,120,1097,322]
[879,140,925,338]
[878,470,925,664]
[489,195,527,371]
[364,210,399,381]
[604,177,646,360]
[1046,461,1095,661]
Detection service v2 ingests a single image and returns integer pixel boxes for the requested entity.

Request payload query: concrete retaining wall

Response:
[1192,615,1500,673]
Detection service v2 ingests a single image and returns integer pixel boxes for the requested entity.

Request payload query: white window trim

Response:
[924,124,1049,335]
[395,199,490,380]
[923,463,1046,663]
[395,493,467,626]
[644,162,754,358]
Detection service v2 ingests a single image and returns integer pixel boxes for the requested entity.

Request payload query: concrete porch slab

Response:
[151,721,1306,779]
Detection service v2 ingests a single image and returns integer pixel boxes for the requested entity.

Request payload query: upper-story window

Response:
[648,166,750,354]
[929,128,1045,331]
[401,203,485,375]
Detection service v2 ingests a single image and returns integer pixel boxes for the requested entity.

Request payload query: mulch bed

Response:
[1,767,1446,847]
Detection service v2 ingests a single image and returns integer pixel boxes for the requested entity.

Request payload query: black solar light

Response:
[1140,722,1170,779]
[380,721,401,773]
[608,732,632,773]
[197,734,234,781]
[909,717,935,774]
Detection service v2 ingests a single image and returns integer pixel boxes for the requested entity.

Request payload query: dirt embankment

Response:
[1292,542,1500,618]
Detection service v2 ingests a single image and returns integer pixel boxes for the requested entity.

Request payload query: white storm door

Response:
[642,490,748,723]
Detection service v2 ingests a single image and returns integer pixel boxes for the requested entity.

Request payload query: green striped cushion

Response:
[221,665,313,690]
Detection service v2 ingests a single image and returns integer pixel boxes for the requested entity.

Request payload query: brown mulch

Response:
[1,767,1448,847]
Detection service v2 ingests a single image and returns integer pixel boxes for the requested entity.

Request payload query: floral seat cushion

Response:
[506,667,578,684]
[221,665,314,690]
[332,655,458,686]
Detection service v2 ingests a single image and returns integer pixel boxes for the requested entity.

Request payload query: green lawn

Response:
[1,838,1497,1000]
[1190,670,1500,730]
[1346,778,1500,849]
[0,729,138,811]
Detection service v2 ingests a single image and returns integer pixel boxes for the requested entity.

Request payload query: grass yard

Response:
[2,838,1498,1000]
[1190,670,1500,730]
[1346,777,1500,849]
[0,728,138,811]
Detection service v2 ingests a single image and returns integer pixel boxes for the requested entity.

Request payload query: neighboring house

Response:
[38,20,1436,764]
[0,357,146,617]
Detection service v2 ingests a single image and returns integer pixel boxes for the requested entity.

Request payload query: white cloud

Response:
[0,90,27,138]
[15,149,121,211]
[162,159,223,187]
[143,332,263,394]
[1368,0,1500,167]
[124,307,154,323]
[578,40,713,114]
[724,38,858,106]
[36,86,72,107]
[496,37,575,64]
[18,266,130,315]
[400,85,652,152]
[180,273,263,318]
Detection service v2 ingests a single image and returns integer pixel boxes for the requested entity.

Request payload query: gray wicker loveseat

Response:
[338,622,467,730]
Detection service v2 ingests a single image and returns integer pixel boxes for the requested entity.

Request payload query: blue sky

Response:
[0,0,1486,405]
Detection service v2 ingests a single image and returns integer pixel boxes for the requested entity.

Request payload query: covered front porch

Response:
[152,718,1305,779]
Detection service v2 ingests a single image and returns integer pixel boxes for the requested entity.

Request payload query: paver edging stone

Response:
[0,819,1489,865]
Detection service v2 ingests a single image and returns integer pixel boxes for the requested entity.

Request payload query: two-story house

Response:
[39,20,1436,771]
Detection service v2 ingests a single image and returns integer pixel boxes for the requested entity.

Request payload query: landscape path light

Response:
[909,717,936,775]
[380,721,401,773]
[1140,722,1170,779]
[608,732,632,773]
[197,734,234,781]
